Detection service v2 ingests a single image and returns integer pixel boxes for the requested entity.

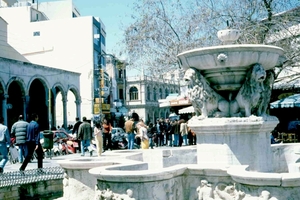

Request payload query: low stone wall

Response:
[271,143,300,172]
[91,164,300,200]
[0,179,63,200]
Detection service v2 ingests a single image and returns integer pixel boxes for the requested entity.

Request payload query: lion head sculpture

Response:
[230,63,267,117]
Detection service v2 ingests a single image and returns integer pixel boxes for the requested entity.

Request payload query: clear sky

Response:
[39,0,136,55]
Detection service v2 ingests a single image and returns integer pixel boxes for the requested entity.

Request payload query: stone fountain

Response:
[58,29,300,200]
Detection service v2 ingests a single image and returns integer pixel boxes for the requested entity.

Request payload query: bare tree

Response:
[121,0,300,80]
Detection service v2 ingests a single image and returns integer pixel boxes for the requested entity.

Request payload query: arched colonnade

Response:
[0,58,81,131]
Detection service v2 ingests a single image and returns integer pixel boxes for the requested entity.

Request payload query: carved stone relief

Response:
[196,180,278,200]
[94,185,135,200]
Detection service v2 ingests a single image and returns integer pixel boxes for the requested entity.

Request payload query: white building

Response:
[0,15,81,130]
[126,73,180,124]
[0,0,109,122]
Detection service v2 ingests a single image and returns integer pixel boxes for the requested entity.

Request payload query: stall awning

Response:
[178,106,195,114]
[270,93,300,109]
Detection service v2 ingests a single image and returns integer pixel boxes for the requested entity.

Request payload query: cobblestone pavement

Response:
[4,153,83,173]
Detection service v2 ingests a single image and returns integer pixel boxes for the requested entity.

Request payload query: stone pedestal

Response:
[188,116,279,172]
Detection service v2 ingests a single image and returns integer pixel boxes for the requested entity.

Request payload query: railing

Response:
[0,166,64,188]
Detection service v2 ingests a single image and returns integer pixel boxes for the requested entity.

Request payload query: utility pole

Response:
[98,53,104,122]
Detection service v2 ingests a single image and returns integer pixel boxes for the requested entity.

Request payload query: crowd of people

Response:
[0,113,196,174]
[124,113,196,150]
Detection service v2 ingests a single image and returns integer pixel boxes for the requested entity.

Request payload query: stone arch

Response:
[27,76,49,130]
[52,82,67,99]
[6,76,26,96]
[0,77,6,124]
[67,84,81,122]
[26,75,49,95]
[6,77,27,129]
[53,82,68,129]
[67,84,80,101]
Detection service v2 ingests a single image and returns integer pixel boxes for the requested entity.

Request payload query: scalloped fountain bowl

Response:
[177,44,284,91]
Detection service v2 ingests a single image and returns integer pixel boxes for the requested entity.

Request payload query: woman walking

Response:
[94,121,103,157]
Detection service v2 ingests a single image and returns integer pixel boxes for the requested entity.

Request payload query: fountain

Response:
[58,28,300,200]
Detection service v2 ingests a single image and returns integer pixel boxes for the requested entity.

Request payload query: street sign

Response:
[93,103,111,114]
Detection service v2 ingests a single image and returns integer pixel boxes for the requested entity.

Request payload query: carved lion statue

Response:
[230,64,266,117]
[184,67,230,118]
[257,70,274,117]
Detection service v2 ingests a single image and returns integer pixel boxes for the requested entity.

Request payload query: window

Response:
[165,89,169,97]
[153,87,157,101]
[93,25,100,45]
[159,88,163,99]
[33,31,40,36]
[101,33,106,46]
[129,87,138,100]
[147,86,150,100]
[119,89,123,99]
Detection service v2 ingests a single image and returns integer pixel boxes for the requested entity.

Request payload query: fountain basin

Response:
[177,44,284,91]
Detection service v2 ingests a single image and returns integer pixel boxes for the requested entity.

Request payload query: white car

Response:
[111,127,126,138]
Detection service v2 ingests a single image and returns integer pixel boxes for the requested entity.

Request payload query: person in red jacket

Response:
[102,118,113,152]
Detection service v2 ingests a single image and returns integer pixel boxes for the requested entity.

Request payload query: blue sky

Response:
[39,0,136,55]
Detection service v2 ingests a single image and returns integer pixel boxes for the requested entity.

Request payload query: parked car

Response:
[111,127,126,138]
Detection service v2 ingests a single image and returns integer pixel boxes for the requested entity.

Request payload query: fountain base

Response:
[188,116,279,172]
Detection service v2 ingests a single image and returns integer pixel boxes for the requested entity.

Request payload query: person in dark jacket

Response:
[11,115,29,163]
[19,113,44,174]
[78,117,93,156]
[147,122,156,149]
[72,117,82,137]
[164,118,172,146]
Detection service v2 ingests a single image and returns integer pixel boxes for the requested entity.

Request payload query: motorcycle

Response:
[111,134,128,150]
[52,142,61,156]
[111,133,140,149]
[57,139,75,155]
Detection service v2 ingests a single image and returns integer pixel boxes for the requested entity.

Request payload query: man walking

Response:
[0,116,10,173]
[124,116,136,150]
[11,115,28,163]
[19,113,44,174]
[72,117,82,137]
[78,117,93,156]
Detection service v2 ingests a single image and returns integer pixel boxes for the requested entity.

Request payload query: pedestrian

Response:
[180,119,188,146]
[72,117,82,138]
[94,121,103,157]
[172,120,180,147]
[159,118,166,146]
[136,119,149,149]
[124,113,139,150]
[19,113,44,174]
[102,119,113,152]
[147,122,156,149]
[11,115,29,163]
[155,119,160,147]
[164,118,172,146]
[0,116,10,173]
[78,117,93,156]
